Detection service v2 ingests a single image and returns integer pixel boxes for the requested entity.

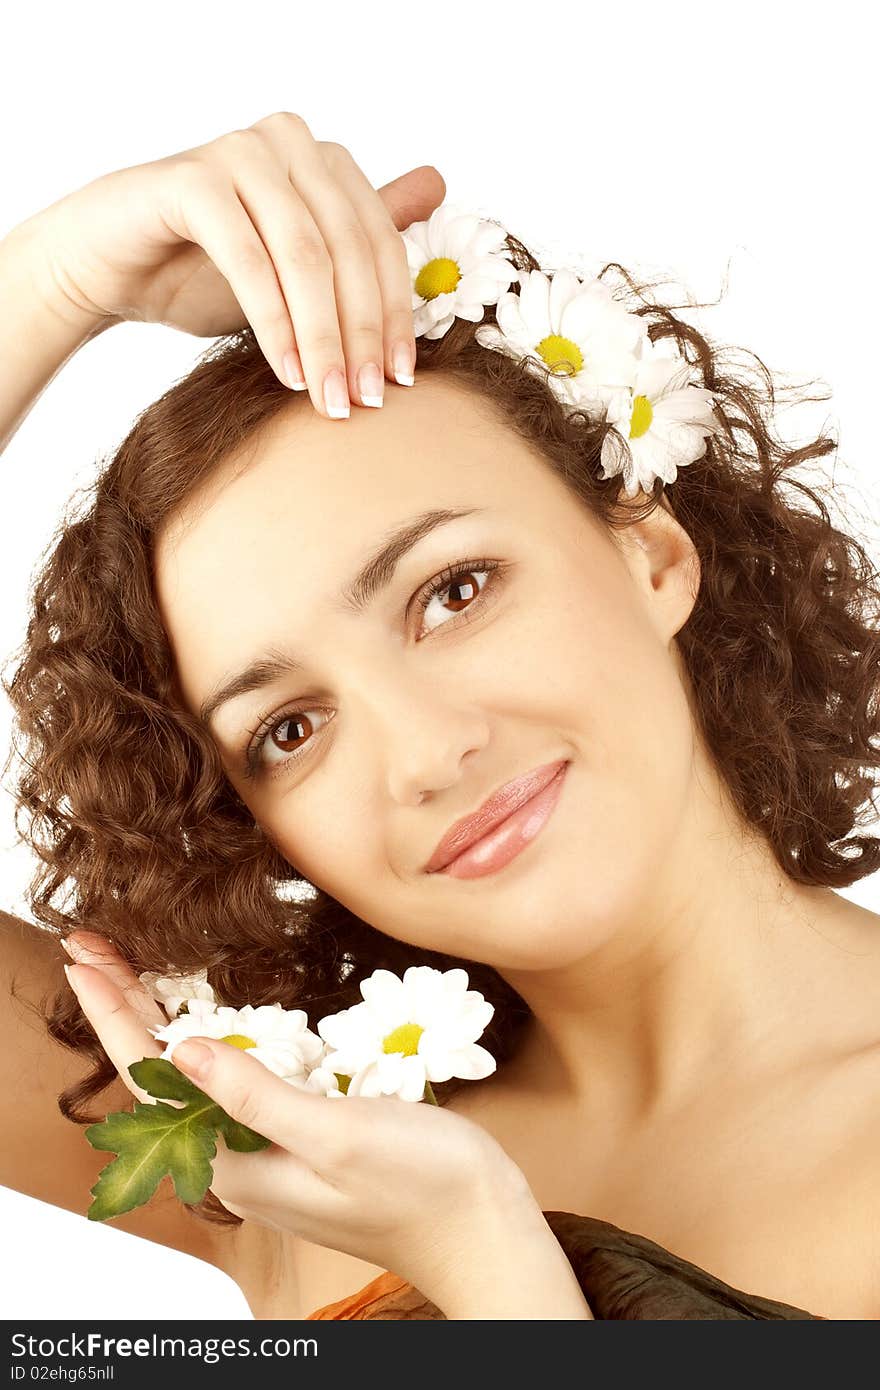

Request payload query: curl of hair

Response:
[3,229,879,1232]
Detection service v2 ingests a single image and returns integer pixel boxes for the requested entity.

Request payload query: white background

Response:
[1,0,877,1321]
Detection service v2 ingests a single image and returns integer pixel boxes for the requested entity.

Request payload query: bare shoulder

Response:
[0,909,222,1272]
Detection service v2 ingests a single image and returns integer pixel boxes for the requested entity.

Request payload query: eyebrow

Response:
[198,506,486,731]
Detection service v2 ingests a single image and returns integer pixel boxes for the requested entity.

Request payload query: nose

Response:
[363,673,491,807]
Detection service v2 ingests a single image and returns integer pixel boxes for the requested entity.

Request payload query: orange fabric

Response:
[306,1270,411,1320]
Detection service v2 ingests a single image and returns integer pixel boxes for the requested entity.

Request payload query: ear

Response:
[611,493,701,644]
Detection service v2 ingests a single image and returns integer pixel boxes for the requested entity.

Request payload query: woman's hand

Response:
[15,111,445,418]
[60,931,545,1306]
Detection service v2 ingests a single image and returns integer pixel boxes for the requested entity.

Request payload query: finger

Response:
[168,1033,343,1161]
[63,963,169,1107]
[241,115,385,416]
[224,114,353,419]
[230,153,368,417]
[199,1137,331,1226]
[62,932,167,1030]
[319,142,422,396]
[166,164,301,395]
[375,164,447,232]
[251,142,389,410]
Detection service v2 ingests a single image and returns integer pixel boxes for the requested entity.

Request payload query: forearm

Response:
[0,215,115,456]
[414,1192,595,1321]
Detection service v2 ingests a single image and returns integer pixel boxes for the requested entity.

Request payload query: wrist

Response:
[404,1164,594,1321]
[2,213,118,342]
[0,216,118,456]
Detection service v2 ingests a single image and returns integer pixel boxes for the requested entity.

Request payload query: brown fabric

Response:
[307,1211,824,1320]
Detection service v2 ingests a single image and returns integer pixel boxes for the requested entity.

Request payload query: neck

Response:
[496,758,867,1126]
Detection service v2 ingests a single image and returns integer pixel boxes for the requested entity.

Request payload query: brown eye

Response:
[257,707,332,772]
[273,712,314,751]
[419,566,494,635]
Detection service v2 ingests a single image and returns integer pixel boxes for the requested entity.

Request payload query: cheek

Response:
[265,781,390,916]
[272,807,360,890]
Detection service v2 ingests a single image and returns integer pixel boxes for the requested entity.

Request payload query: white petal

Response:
[442,212,483,262]
[372,1050,411,1095]
[517,270,553,337]
[466,221,512,261]
[401,965,449,1025]
[634,356,693,401]
[443,969,471,995]
[398,1055,430,1102]
[548,268,585,331]
[252,1047,307,1082]
[183,996,219,1020]
[442,1043,497,1081]
[474,324,506,353]
[450,298,489,324]
[495,290,533,348]
[345,1063,384,1098]
[423,313,456,340]
[604,387,634,432]
[651,387,720,429]
[359,968,406,1013]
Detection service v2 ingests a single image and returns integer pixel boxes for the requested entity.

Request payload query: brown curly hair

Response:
[4,228,880,1232]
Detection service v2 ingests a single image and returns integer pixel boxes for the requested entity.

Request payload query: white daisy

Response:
[402,202,519,341]
[475,267,648,417]
[138,966,216,1020]
[600,345,724,498]
[150,998,343,1096]
[316,966,496,1103]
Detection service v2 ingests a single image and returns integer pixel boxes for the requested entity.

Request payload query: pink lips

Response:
[424,758,570,877]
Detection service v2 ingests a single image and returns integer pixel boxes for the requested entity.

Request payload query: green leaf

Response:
[216,1111,275,1152]
[132,1056,270,1152]
[83,1056,271,1222]
[128,1056,206,1103]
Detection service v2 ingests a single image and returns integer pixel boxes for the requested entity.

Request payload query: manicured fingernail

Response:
[323,368,350,419]
[393,341,415,386]
[283,351,307,391]
[171,1040,212,1078]
[61,935,92,963]
[63,962,79,990]
[357,361,384,408]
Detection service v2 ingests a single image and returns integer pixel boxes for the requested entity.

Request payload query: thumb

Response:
[169,1035,324,1151]
[377,164,447,232]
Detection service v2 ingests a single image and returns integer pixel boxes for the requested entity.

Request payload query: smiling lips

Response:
[424,758,570,878]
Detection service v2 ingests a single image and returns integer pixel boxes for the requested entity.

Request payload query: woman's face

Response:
[154,375,701,972]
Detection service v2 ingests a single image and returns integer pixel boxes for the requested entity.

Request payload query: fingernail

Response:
[393,341,415,387]
[61,935,90,963]
[357,361,384,408]
[172,1040,212,1078]
[283,351,307,391]
[323,368,350,419]
[63,962,78,990]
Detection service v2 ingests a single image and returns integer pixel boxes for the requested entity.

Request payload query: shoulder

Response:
[0,909,221,1272]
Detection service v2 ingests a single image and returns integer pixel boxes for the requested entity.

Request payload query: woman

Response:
[1,112,878,1320]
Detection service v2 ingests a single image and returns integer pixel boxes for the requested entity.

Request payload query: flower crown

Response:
[402,202,725,500]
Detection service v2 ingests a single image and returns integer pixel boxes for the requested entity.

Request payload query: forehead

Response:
[152,374,574,709]
[158,376,527,560]
[155,374,552,584]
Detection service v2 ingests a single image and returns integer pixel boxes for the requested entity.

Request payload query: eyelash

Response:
[241,556,503,781]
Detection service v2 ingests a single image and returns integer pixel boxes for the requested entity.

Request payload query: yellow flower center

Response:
[382,1023,424,1056]
[629,394,654,438]
[414,257,461,301]
[219,1033,257,1049]
[535,333,583,377]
